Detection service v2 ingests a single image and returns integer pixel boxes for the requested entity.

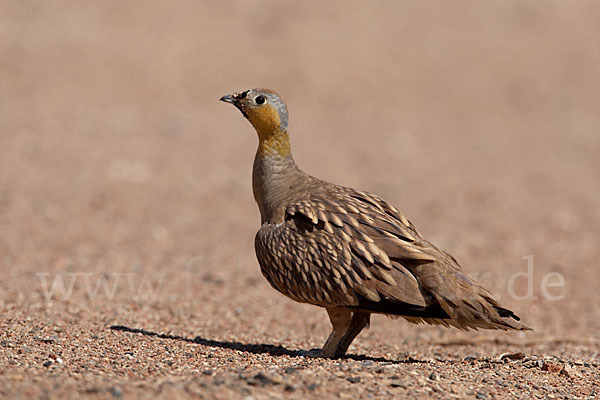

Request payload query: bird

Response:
[220,88,531,358]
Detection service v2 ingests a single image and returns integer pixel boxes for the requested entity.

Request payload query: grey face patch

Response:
[262,92,288,130]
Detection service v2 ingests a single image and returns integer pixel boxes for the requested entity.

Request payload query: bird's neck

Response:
[256,129,292,159]
[253,132,301,223]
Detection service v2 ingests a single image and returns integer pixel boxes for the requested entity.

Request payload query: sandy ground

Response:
[1,1,599,398]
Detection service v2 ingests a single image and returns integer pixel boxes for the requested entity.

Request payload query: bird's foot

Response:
[296,348,339,359]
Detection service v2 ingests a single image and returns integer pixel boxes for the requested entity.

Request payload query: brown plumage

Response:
[220,88,531,358]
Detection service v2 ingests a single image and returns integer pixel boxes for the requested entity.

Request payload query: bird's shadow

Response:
[109,325,427,364]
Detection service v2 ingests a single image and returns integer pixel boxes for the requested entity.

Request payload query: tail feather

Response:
[495,306,521,321]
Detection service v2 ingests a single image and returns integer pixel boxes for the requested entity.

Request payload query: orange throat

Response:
[247,104,291,159]
[258,130,291,158]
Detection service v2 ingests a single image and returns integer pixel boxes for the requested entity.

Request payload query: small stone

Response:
[431,384,443,393]
[35,336,56,344]
[202,370,213,376]
[109,387,122,398]
[390,380,407,388]
[284,384,297,392]
[43,361,52,367]
[476,392,488,399]
[560,364,583,379]
[361,360,374,367]
[515,383,529,390]
[250,372,282,385]
[500,352,526,361]
[428,372,439,381]
[306,383,319,391]
[213,377,225,386]
[347,376,361,383]
[542,362,561,373]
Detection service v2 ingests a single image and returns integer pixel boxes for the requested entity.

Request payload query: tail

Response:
[407,248,533,331]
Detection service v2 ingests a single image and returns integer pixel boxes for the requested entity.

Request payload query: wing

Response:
[255,187,437,313]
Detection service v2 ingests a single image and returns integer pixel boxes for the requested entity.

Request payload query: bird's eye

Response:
[254,95,266,105]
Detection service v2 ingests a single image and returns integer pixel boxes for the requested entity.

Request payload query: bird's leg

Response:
[320,307,353,357]
[332,312,371,357]
[303,308,370,358]
[301,307,351,358]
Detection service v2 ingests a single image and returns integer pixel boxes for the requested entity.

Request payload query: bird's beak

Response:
[220,94,235,104]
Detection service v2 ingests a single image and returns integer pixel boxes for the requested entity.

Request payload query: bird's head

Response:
[220,88,289,142]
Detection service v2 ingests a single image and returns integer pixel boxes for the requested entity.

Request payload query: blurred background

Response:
[1,0,599,347]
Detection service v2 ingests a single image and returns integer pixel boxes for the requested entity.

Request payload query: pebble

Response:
[500,352,526,361]
[542,362,561,373]
[560,364,583,379]
[347,376,361,383]
[390,380,407,388]
[251,372,278,385]
[523,360,539,368]
[35,336,58,344]
[284,384,297,392]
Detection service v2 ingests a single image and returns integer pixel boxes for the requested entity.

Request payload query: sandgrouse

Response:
[220,88,531,358]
